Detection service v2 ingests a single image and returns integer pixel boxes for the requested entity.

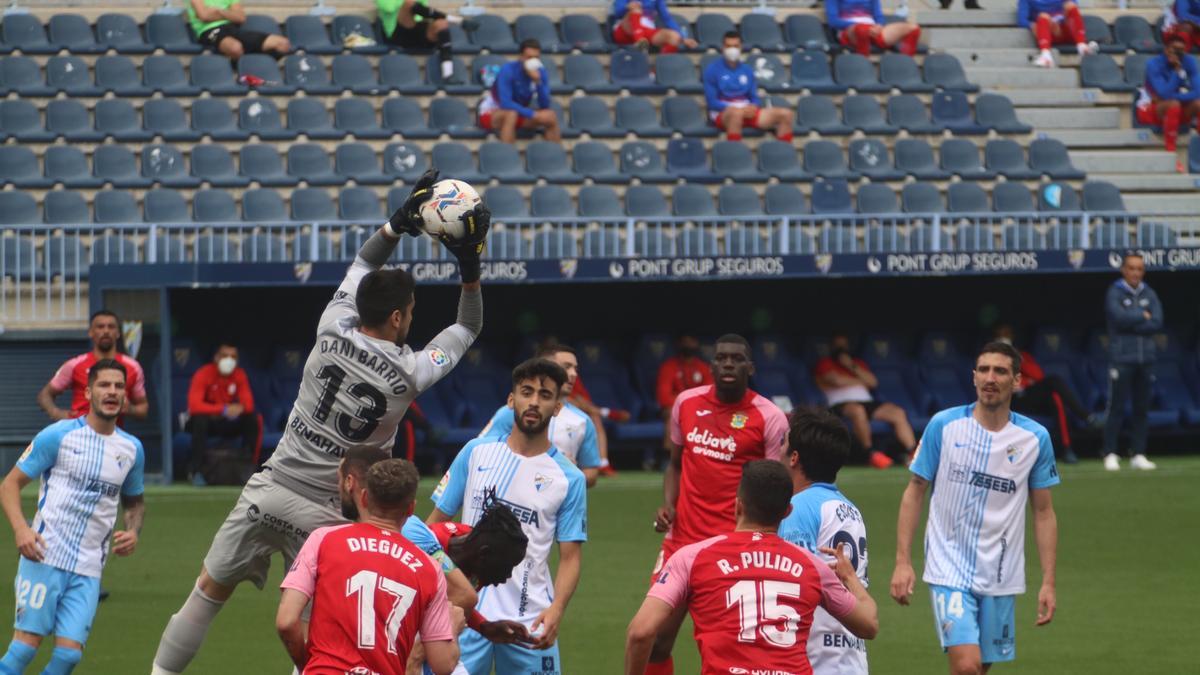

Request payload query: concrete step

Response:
[1071,150,1179,173]
[964,66,1079,89]
[928,27,1032,49]
[996,88,1127,106]
[1018,106,1120,128]
[1041,129,1162,148]
[1122,193,1200,215]
[946,48,1081,69]
[1095,173,1200,191]
[916,10,1018,27]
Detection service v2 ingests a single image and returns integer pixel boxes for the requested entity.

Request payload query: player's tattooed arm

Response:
[890,475,929,606]
[113,494,145,556]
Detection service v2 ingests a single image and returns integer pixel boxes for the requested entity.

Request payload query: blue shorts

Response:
[929,585,1016,664]
[12,558,100,644]
[459,627,562,675]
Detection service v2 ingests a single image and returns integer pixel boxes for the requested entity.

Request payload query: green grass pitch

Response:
[3,457,1198,673]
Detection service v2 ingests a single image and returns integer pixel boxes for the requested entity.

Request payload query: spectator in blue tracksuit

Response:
[477,39,560,144]
[1017,0,1094,69]
[825,0,922,57]
[702,31,795,141]
[1135,34,1200,152]
[611,0,696,53]
[1101,253,1163,472]
[1166,0,1200,51]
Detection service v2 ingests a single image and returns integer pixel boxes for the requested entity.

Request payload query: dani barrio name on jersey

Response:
[318,334,412,396]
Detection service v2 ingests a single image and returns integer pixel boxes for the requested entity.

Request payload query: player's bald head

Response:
[737,460,793,527]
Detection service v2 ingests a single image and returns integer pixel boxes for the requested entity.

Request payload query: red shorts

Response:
[478,110,538,130]
[613,21,659,45]
[1136,103,1162,127]
[713,107,761,128]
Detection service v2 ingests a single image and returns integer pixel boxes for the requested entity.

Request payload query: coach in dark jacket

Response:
[1102,253,1163,471]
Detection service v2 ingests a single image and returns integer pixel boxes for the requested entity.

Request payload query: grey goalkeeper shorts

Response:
[203,470,346,589]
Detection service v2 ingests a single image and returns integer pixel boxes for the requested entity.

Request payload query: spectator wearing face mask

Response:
[703,32,795,142]
[477,39,560,144]
[186,342,259,484]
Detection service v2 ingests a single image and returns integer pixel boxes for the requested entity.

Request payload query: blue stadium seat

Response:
[811,178,853,215]
[338,186,384,222]
[993,183,1036,214]
[901,182,944,214]
[480,141,533,184]
[143,98,201,142]
[45,234,86,280]
[0,100,51,143]
[667,138,717,183]
[611,49,660,94]
[619,141,672,183]
[615,97,670,137]
[93,99,150,142]
[1038,182,1082,213]
[975,93,1032,134]
[44,55,99,96]
[1029,139,1086,180]
[626,185,670,220]
[529,227,576,258]
[144,188,191,224]
[382,98,437,139]
[45,146,103,189]
[894,139,951,180]
[880,53,934,93]
[843,94,896,134]
[1082,181,1126,212]
[948,183,991,216]
[940,139,995,180]
[287,144,339,186]
[333,98,387,140]
[578,185,623,220]
[239,98,294,141]
[239,143,296,187]
[430,142,486,184]
[190,98,246,142]
[191,54,246,95]
[96,13,153,54]
[1113,15,1159,53]
[468,14,518,53]
[886,93,939,134]
[661,96,717,137]
[562,53,618,94]
[428,55,475,95]
[834,53,888,93]
[282,54,338,95]
[194,188,239,223]
[332,54,381,95]
[566,94,620,135]
[984,139,1039,180]
[242,13,282,37]
[784,15,832,51]
[335,143,389,185]
[923,53,979,92]
[713,141,768,182]
[804,140,854,180]
[764,184,809,216]
[291,188,336,222]
[1081,54,1131,92]
[240,188,286,223]
[94,145,152,188]
[741,14,787,52]
[191,144,247,188]
[380,53,434,94]
[790,50,845,93]
[45,99,103,143]
[561,14,607,53]
[236,54,290,96]
[530,185,575,220]
[931,91,985,134]
[142,144,200,188]
[1124,53,1150,90]
[3,14,56,53]
[429,98,486,139]
[744,54,790,92]
[514,15,564,52]
[95,55,150,96]
[145,13,202,54]
[0,55,51,97]
[796,96,851,135]
[856,183,899,215]
[285,15,338,54]
[142,54,198,95]
[1082,14,1120,53]
[848,139,903,181]
[672,184,718,220]
[286,98,340,140]
[329,15,385,54]
[0,147,48,190]
[718,185,765,218]
[696,13,737,49]
[526,141,579,183]
[383,142,429,182]
[758,140,807,181]
[572,142,622,184]
[487,228,532,261]
[93,190,141,225]
[486,187,531,223]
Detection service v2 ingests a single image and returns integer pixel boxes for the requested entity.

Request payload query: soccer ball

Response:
[418,179,482,242]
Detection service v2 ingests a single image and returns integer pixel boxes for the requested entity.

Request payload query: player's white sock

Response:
[151,584,226,674]
[446,14,464,24]
[441,59,455,79]
[600,458,610,467]
[1035,49,1055,68]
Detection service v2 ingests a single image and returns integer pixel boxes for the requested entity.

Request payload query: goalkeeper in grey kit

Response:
[151,171,490,674]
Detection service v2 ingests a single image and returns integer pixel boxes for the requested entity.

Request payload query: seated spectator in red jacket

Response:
[994,324,1096,464]
[813,333,915,469]
[656,334,713,414]
[187,342,259,483]
[611,0,697,53]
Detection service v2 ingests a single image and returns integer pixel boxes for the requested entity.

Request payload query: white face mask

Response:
[724,46,742,63]
[524,57,543,75]
[217,357,237,376]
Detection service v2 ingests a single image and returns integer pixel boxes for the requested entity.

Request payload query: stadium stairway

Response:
[925,0,1200,219]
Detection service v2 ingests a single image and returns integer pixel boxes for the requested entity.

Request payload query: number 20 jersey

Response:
[266,259,477,505]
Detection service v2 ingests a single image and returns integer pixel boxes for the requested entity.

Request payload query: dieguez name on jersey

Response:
[318,336,409,395]
[716,551,805,578]
[686,426,738,461]
[345,536,425,571]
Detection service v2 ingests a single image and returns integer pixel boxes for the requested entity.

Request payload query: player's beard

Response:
[515,409,552,436]
[340,492,360,520]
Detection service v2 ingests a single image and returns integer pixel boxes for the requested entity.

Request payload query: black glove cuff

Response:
[457,254,482,284]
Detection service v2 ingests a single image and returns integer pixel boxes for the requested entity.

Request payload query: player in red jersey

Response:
[39,310,148,422]
[276,457,459,675]
[647,334,789,674]
[626,461,878,675]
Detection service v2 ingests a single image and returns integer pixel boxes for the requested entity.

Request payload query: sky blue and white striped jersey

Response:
[478,402,601,469]
[911,405,1060,596]
[431,438,587,627]
[779,483,870,674]
[17,418,145,578]
[402,514,456,574]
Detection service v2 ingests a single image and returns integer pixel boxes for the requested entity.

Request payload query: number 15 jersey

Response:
[267,258,478,505]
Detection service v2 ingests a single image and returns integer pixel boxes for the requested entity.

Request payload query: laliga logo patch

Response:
[428,348,449,367]
[559,258,578,279]
[1108,252,1123,268]
[815,254,833,275]
[867,256,882,274]
[731,413,748,430]
[534,473,553,492]
[1068,250,1085,269]
[18,443,32,463]
[432,471,451,499]
[293,262,312,284]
